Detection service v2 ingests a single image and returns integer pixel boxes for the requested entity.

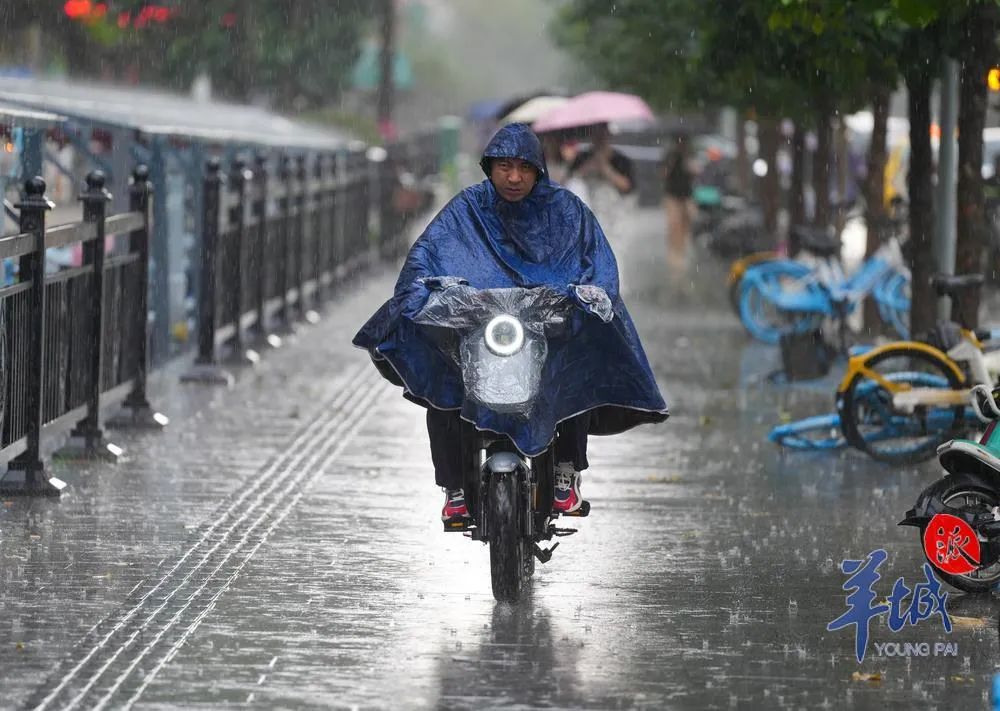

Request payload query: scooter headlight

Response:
[484,314,524,357]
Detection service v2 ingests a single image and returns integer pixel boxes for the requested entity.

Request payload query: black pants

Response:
[427,409,590,489]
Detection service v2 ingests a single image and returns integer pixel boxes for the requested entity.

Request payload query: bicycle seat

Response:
[790,225,840,258]
[931,273,984,298]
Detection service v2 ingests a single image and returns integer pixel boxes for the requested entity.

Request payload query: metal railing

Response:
[1,168,160,495]
[184,141,419,379]
[0,128,441,495]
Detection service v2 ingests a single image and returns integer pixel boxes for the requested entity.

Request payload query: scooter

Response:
[900,384,1000,593]
[412,283,590,602]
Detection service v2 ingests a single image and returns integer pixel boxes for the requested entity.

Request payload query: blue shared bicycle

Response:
[737,223,910,345]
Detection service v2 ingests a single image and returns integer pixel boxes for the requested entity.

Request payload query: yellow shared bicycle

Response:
[835,274,999,465]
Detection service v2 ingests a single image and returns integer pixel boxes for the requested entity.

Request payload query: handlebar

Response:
[971,384,1000,423]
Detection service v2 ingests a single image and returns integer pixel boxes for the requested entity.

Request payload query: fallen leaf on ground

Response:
[851,671,882,683]
[949,615,989,630]
[646,475,684,483]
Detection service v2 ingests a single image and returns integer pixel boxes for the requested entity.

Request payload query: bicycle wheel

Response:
[768,413,845,451]
[738,262,823,344]
[727,252,780,313]
[838,346,965,465]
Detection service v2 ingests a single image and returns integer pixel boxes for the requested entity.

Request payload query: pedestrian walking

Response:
[562,124,634,232]
[663,135,694,271]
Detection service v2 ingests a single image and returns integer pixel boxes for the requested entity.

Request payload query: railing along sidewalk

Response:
[0,168,166,496]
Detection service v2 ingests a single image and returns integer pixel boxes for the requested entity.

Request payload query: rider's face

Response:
[490,158,538,202]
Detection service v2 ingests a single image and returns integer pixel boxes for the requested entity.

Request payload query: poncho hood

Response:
[479,122,548,179]
[353,124,667,455]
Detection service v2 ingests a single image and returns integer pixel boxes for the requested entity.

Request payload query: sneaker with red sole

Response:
[441,488,470,522]
[552,463,583,513]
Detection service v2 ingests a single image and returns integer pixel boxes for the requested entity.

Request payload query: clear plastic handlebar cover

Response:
[412,284,572,416]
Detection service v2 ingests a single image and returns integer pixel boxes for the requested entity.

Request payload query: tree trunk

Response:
[835,118,850,234]
[377,0,396,139]
[812,100,833,227]
[906,68,936,337]
[953,6,998,329]
[863,87,891,336]
[789,124,806,231]
[758,117,781,244]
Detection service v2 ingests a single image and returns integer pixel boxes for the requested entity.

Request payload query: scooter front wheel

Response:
[915,473,1000,593]
[487,473,530,602]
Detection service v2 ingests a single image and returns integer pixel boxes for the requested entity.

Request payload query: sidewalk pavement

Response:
[2,206,996,710]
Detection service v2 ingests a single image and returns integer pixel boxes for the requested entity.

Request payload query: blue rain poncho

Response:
[353,123,667,455]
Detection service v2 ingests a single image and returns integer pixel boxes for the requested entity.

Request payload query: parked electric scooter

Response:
[412,284,590,602]
[900,384,1000,593]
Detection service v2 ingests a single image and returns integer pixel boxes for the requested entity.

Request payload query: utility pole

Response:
[935,58,959,320]
[377,0,396,142]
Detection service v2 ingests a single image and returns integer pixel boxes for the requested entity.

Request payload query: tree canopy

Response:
[0,1,370,111]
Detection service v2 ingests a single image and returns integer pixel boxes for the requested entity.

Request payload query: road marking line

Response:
[31,362,385,710]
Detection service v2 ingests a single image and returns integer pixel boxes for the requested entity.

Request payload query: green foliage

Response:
[552,0,713,109]
[138,1,369,109]
[550,0,1000,118]
[2,1,369,111]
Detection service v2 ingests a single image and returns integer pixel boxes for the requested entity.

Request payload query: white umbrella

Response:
[501,96,569,124]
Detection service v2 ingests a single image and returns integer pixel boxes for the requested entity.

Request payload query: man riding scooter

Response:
[353,123,668,523]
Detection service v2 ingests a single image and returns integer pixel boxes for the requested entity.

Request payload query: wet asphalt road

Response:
[3,207,1000,709]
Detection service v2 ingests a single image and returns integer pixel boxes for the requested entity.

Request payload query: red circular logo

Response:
[923,513,981,575]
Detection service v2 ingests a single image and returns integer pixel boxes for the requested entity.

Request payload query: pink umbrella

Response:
[532,91,655,133]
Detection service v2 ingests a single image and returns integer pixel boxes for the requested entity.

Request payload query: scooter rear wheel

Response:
[488,473,529,602]
[917,473,1000,593]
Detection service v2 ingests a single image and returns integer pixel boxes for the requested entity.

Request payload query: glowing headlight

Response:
[484,314,524,357]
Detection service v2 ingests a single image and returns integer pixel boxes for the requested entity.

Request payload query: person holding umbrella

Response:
[533,91,652,229]
[564,124,634,196]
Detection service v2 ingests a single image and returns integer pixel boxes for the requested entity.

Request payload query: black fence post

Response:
[326,152,341,291]
[250,152,279,349]
[225,156,257,366]
[294,154,310,321]
[313,153,329,306]
[54,171,122,462]
[181,157,234,386]
[333,149,348,281]
[0,177,64,496]
[107,166,169,430]
[275,153,294,334]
